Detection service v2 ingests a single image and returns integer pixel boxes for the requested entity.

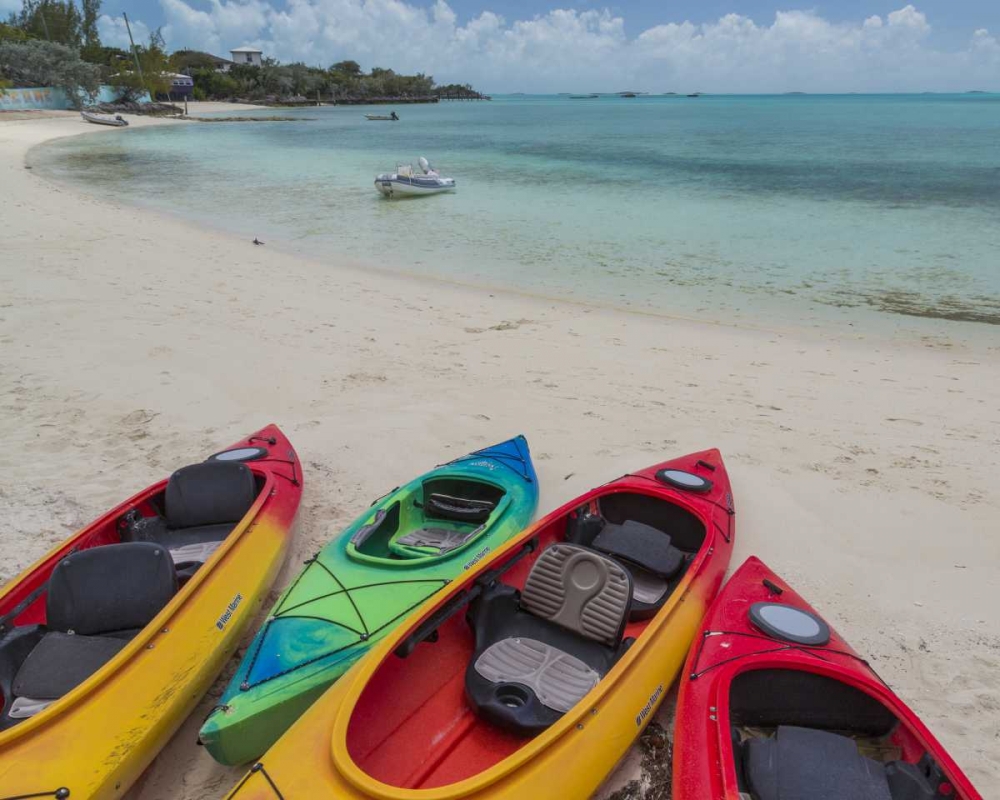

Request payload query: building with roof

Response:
[230,47,263,68]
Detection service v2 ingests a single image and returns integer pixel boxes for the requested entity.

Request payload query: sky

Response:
[14,0,1000,92]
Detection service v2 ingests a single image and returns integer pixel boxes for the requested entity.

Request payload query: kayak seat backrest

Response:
[424,492,494,524]
[0,543,177,729]
[124,462,256,573]
[464,544,632,735]
[744,726,895,800]
[165,461,256,530]
[565,508,685,620]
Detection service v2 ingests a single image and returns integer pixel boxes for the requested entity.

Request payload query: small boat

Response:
[200,436,538,766]
[0,425,302,799]
[672,556,983,800]
[81,110,128,127]
[619,91,637,98]
[569,94,599,99]
[375,157,456,198]
[687,92,702,98]
[365,112,399,121]
[224,450,735,799]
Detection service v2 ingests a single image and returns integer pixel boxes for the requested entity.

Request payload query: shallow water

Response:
[33,94,1000,328]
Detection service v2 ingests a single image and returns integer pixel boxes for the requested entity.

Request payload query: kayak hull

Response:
[672,556,983,800]
[225,449,734,799]
[202,436,538,766]
[0,425,302,799]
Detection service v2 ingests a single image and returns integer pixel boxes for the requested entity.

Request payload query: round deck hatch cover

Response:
[749,602,830,646]
[208,446,268,463]
[654,468,713,493]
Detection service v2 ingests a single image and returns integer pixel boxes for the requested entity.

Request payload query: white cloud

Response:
[150,1,1000,93]
[98,13,152,49]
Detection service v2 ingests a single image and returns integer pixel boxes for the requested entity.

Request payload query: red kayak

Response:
[673,556,982,800]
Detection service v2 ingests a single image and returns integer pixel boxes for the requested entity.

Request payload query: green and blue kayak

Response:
[199,435,538,766]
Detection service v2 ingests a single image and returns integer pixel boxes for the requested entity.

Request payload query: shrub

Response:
[0,39,100,106]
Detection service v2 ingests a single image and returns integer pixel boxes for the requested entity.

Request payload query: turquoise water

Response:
[34,94,1000,328]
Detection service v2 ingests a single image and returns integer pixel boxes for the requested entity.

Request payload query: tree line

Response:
[1,0,482,107]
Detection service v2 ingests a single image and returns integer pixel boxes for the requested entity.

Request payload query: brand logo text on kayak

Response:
[635,684,663,727]
[464,547,491,570]
[216,593,243,631]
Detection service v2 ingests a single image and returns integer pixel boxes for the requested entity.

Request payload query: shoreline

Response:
[2,110,998,796]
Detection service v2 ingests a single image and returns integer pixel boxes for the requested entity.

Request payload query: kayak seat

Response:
[393,524,486,556]
[465,543,632,735]
[424,492,495,524]
[0,542,176,729]
[566,509,685,620]
[745,726,899,800]
[122,461,256,574]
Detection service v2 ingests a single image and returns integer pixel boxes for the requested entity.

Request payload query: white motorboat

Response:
[375,157,456,197]
[365,112,399,121]
[81,111,128,127]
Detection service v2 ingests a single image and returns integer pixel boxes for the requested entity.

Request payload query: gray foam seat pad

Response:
[395,526,481,553]
[13,632,128,700]
[520,543,631,647]
[473,637,599,713]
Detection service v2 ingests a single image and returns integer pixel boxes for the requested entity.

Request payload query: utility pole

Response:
[123,12,147,96]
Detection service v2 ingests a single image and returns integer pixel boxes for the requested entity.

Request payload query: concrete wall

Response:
[0,85,141,111]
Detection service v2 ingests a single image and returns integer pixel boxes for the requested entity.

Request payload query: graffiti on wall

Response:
[0,87,71,110]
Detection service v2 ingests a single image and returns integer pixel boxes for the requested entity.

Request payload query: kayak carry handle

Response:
[394,537,538,659]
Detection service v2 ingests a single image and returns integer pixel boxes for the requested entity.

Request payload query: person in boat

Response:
[390,111,398,120]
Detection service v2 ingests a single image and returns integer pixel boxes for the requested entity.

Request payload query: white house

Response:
[230,46,263,67]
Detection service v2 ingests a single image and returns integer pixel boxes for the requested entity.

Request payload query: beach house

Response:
[230,47,263,67]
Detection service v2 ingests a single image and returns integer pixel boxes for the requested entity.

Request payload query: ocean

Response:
[32,94,1000,329]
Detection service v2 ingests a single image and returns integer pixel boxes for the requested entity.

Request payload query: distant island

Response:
[0,1,487,110]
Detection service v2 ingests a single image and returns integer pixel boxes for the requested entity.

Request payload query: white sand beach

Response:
[1,107,998,797]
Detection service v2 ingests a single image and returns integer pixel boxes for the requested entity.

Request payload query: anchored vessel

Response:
[672,557,983,800]
[201,436,538,766]
[375,156,456,197]
[225,449,734,799]
[0,425,302,799]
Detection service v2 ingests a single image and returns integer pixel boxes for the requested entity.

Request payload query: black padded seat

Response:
[567,510,685,620]
[124,461,256,570]
[0,543,176,729]
[424,492,495,524]
[465,544,632,736]
[745,726,893,800]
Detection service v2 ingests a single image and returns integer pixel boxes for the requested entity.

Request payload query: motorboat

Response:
[365,112,399,121]
[81,110,128,127]
[375,157,456,198]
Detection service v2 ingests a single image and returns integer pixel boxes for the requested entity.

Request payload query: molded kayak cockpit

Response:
[347,488,708,788]
[730,669,953,800]
[347,477,509,563]
[0,460,263,729]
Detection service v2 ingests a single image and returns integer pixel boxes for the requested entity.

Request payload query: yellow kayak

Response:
[0,424,302,798]
[226,449,735,799]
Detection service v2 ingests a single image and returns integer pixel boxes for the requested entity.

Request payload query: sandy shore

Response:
[1,108,998,797]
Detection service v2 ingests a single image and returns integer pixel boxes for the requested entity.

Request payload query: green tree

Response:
[0,39,100,105]
[0,22,34,43]
[108,28,170,101]
[11,0,82,47]
[330,59,360,77]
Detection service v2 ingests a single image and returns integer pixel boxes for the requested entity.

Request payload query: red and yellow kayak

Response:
[673,556,983,800]
[0,424,302,799]
[227,449,734,799]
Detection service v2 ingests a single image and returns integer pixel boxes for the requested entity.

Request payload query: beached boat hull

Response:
[224,449,734,799]
[375,174,456,197]
[200,436,538,766]
[672,556,982,800]
[0,425,302,799]
[80,111,128,127]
